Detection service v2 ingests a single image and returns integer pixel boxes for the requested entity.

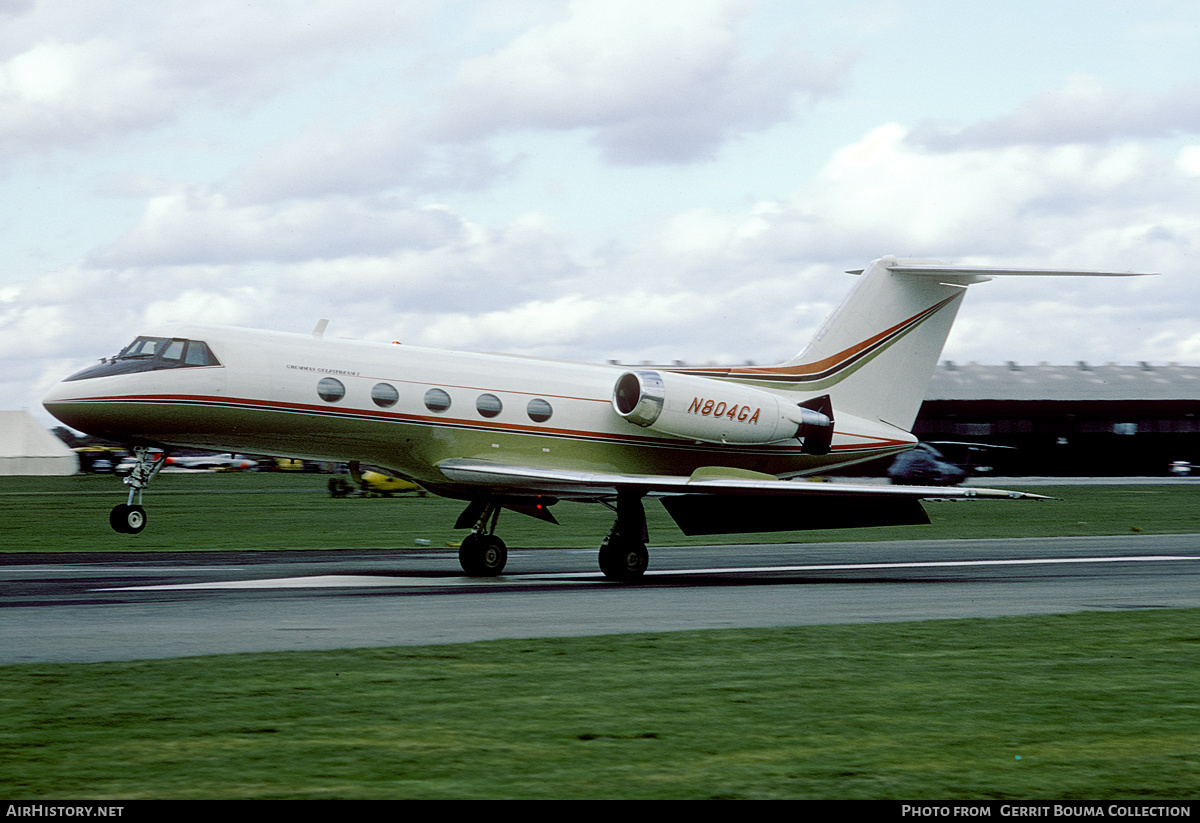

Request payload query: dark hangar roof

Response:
[925,362,1200,402]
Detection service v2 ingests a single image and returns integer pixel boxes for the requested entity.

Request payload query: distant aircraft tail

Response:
[713,256,1152,433]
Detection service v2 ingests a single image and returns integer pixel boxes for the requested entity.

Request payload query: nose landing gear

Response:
[110,447,168,534]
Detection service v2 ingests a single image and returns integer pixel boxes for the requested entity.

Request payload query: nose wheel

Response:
[110,503,147,534]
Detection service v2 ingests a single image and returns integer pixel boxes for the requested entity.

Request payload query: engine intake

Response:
[612,369,834,452]
[613,370,664,427]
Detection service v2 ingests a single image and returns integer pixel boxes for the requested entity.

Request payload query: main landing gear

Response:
[455,490,650,582]
[597,490,649,581]
[109,447,168,534]
[456,500,509,576]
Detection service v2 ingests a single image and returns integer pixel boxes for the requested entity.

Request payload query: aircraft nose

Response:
[42,376,107,436]
[43,380,79,427]
[42,376,77,416]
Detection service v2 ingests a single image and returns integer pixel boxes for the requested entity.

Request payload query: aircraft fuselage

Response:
[43,323,912,498]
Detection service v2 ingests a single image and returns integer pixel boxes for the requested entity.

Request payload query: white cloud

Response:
[1179,146,1200,175]
[431,0,847,163]
[911,75,1200,149]
[0,38,170,153]
[228,112,521,202]
[89,190,468,266]
[755,124,1200,270]
[140,286,265,328]
[0,1,436,160]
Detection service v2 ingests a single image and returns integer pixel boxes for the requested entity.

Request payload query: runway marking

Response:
[101,575,456,590]
[98,554,1200,591]
[636,554,1200,577]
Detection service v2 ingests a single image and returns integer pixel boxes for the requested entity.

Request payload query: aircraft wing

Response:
[436,458,1050,535]
[437,458,1042,500]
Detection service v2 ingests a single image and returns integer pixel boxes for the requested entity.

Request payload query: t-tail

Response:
[718,255,1154,433]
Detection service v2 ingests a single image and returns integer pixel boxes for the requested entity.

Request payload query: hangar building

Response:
[912,362,1200,476]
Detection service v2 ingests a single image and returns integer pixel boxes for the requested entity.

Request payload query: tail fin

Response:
[728,256,1153,432]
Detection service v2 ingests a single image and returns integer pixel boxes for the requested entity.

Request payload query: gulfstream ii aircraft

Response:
[42,256,1148,580]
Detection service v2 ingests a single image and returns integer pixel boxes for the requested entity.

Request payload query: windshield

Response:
[115,336,219,367]
[64,336,221,381]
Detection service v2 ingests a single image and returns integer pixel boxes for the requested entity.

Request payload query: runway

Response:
[2,534,1198,664]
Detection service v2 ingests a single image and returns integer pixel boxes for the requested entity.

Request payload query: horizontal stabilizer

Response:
[847,263,1157,279]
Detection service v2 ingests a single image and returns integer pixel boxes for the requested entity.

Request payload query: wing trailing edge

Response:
[436,458,1050,501]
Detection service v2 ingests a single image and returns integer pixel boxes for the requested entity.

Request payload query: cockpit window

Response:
[161,339,186,361]
[64,336,222,381]
[117,337,165,359]
[185,341,216,366]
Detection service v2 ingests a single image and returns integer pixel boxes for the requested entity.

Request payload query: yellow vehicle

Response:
[328,469,427,498]
[360,470,426,497]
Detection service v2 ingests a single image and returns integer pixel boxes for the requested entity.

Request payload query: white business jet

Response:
[42,256,1149,580]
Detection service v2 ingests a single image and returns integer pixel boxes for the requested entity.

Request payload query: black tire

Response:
[459,534,507,576]
[109,504,147,534]
[598,536,648,581]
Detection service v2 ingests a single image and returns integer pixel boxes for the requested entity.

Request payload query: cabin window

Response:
[476,393,502,418]
[527,398,553,422]
[424,388,452,413]
[371,383,399,408]
[317,378,345,403]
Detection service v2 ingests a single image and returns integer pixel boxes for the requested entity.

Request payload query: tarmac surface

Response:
[2,532,1198,664]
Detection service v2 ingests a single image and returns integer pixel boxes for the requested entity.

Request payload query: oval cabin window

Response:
[527,398,553,422]
[317,377,345,403]
[424,388,452,413]
[476,393,503,418]
[372,383,399,408]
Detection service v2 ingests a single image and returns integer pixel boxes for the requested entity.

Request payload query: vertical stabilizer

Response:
[728,256,1152,433]
[790,256,984,430]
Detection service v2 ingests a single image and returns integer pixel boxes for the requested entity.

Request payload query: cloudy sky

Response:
[4,0,1199,426]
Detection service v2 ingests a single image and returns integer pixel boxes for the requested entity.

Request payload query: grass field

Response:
[2,472,1199,552]
[1,611,1197,799]
[2,474,1198,799]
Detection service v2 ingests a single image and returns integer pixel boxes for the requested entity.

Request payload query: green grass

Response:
[2,474,1198,552]
[1,610,1197,799]
[3,475,1197,798]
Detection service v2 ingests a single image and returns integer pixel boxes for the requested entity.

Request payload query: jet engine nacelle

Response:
[612,370,834,453]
